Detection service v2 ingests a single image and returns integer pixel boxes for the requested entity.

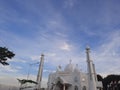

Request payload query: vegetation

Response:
[17,79,37,85]
[0,47,15,65]
[17,79,37,90]
[97,74,120,90]
[97,74,103,81]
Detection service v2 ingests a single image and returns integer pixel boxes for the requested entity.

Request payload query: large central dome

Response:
[64,61,74,72]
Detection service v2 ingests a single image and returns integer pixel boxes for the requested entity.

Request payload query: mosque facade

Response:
[47,47,103,90]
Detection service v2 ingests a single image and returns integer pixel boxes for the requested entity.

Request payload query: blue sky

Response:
[0,0,120,87]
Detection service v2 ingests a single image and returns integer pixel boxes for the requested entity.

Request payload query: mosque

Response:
[36,47,103,90]
[46,47,103,90]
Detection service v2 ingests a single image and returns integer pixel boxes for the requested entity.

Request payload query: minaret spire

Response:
[86,47,96,90]
[36,54,44,90]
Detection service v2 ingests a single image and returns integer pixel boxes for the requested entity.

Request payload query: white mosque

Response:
[46,47,103,90]
[36,47,103,90]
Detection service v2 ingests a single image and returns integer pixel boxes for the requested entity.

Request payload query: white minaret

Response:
[86,47,96,90]
[36,54,44,90]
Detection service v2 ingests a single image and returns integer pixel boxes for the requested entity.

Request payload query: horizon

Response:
[0,0,120,88]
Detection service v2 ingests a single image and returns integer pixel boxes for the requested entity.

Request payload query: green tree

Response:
[17,79,37,85]
[17,79,37,90]
[0,47,15,65]
[103,74,120,90]
[97,74,103,81]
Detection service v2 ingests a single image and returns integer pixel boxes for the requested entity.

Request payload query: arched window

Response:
[75,86,78,90]
[83,86,86,90]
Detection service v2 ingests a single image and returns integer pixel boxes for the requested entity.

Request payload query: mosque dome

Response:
[74,64,80,72]
[64,60,74,72]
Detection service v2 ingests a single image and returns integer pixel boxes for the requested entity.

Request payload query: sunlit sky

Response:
[0,0,120,88]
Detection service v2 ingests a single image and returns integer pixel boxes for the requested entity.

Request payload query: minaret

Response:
[86,47,96,90]
[36,54,44,90]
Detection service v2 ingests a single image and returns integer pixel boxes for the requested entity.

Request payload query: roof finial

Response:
[69,59,72,64]
[76,64,78,67]
[41,53,44,56]
[86,45,91,53]
[86,45,90,49]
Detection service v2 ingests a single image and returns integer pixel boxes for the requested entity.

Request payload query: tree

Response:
[0,47,15,65]
[17,79,37,90]
[97,74,103,81]
[103,74,120,90]
[17,79,37,85]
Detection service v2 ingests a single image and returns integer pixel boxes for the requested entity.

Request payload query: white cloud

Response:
[55,32,67,38]
[64,0,77,8]
[59,42,72,51]
[0,75,19,86]
[0,29,120,87]
[80,25,97,36]
[92,31,120,76]
[46,53,56,57]
[8,58,27,63]
[0,65,20,73]
[0,73,37,87]
[43,69,55,73]
[0,73,48,88]
[31,55,40,61]
[0,5,120,86]
[1,28,119,83]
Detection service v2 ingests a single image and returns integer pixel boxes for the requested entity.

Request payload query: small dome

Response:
[64,60,74,72]
[74,64,80,72]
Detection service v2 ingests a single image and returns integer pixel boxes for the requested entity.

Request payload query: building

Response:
[47,47,103,90]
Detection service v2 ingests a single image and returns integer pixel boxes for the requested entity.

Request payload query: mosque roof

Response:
[74,64,80,72]
[64,60,74,72]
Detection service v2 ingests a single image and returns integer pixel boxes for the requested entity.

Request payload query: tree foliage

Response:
[17,79,37,85]
[97,74,120,90]
[102,74,120,90]
[17,79,37,90]
[97,74,103,81]
[0,47,15,65]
